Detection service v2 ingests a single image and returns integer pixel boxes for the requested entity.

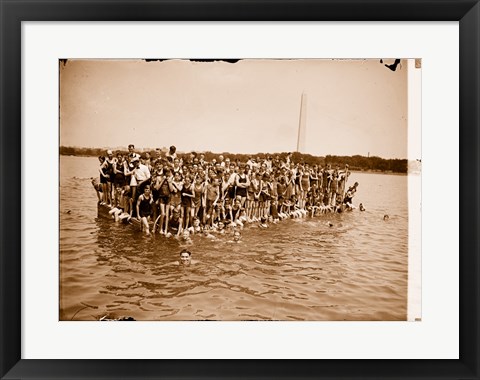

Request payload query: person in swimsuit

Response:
[329,167,339,206]
[172,158,182,175]
[136,185,153,235]
[285,169,296,201]
[167,171,184,236]
[104,150,117,206]
[164,207,182,237]
[343,182,358,208]
[179,229,193,245]
[204,177,220,227]
[231,197,243,222]
[270,198,280,223]
[181,175,195,230]
[310,165,319,190]
[323,163,332,196]
[178,249,192,266]
[299,166,310,209]
[227,230,242,243]
[192,175,205,220]
[152,168,170,235]
[235,165,250,208]
[188,217,202,235]
[276,175,287,214]
[113,152,126,207]
[337,164,350,202]
[123,157,139,208]
[214,220,226,235]
[98,156,109,204]
[92,176,103,203]
[149,160,164,223]
[249,172,260,221]
[257,174,271,219]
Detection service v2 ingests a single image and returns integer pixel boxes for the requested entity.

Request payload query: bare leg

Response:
[165,205,171,234]
[177,218,183,236]
[102,183,108,203]
[141,216,150,235]
[158,203,165,233]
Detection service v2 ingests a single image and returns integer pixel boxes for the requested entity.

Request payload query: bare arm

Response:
[136,195,143,219]
[113,161,121,175]
[182,184,195,198]
[168,178,176,192]
[213,187,220,205]
[99,162,108,178]
[124,162,134,176]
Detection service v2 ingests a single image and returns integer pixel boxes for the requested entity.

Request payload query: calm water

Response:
[60,156,408,321]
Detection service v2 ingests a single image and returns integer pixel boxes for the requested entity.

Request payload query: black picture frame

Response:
[1,1,478,379]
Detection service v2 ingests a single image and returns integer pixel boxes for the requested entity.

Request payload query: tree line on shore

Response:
[59,146,407,173]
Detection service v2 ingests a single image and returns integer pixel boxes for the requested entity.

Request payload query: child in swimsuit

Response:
[98,156,109,205]
[136,185,153,235]
[179,229,193,245]
[168,172,183,210]
[235,165,249,207]
[181,175,195,230]
[91,177,103,203]
[192,176,205,219]
[152,168,170,234]
[205,177,220,227]
[227,230,242,243]
[248,173,260,221]
[188,217,202,235]
[166,208,182,237]
[166,172,183,236]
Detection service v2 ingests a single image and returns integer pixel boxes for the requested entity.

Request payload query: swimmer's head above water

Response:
[233,231,241,242]
[179,249,191,265]
[182,230,190,240]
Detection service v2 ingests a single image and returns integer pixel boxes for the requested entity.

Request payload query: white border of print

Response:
[22,21,458,359]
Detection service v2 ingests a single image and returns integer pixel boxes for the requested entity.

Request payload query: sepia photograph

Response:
[59,58,420,321]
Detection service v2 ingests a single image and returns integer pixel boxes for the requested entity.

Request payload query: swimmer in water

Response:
[215,220,226,234]
[173,249,197,266]
[179,229,193,245]
[384,214,389,221]
[233,230,242,242]
[188,217,202,235]
[203,229,217,240]
[179,249,191,265]
[227,230,242,243]
[359,203,365,211]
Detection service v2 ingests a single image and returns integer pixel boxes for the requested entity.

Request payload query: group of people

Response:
[92,145,360,236]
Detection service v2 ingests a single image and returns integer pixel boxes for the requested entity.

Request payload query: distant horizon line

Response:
[59,145,408,161]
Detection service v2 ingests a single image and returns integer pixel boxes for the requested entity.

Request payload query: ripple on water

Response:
[60,157,409,321]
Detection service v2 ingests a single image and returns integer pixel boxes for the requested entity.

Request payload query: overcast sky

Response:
[60,58,408,158]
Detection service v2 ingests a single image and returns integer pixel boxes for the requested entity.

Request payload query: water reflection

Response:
[60,156,409,321]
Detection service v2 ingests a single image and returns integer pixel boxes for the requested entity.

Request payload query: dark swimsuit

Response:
[139,195,153,217]
[236,175,248,197]
[158,179,170,204]
[105,160,115,183]
[181,185,193,208]
[193,183,203,208]
[114,162,125,187]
